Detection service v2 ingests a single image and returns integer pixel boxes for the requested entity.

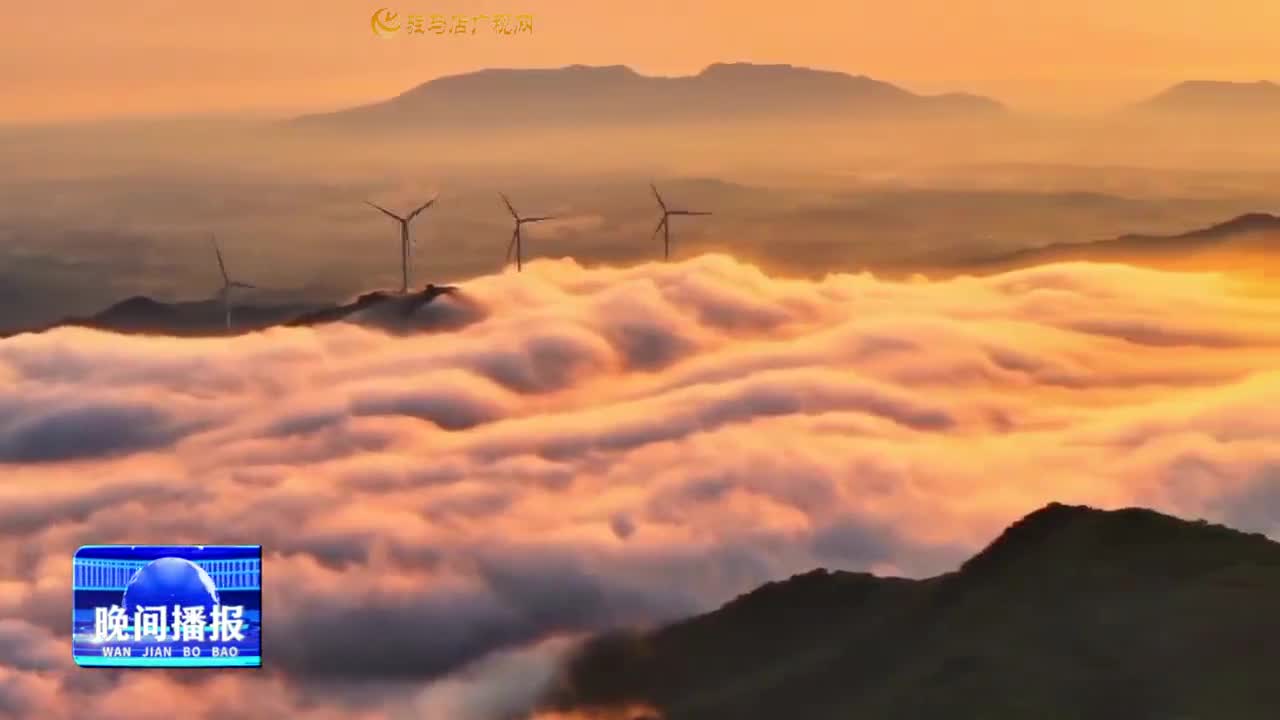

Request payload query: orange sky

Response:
[4,0,1278,122]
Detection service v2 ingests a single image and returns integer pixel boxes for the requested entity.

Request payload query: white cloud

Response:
[0,255,1278,718]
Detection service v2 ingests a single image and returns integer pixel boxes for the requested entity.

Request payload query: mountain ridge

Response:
[1113,211,1280,243]
[541,502,1280,719]
[970,212,1280,271]
[292,63,1005,131]
[1136,79,1280,115]
[2,284,473,338]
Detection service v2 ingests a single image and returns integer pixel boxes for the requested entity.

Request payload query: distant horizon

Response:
[4,60,1278,128]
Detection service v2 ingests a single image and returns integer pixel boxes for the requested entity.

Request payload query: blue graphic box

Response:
[72,545,262,667]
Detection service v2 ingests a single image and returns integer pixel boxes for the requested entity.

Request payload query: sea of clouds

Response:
[1,254,1279,719]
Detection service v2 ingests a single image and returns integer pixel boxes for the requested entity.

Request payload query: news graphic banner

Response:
[72,545,262,667]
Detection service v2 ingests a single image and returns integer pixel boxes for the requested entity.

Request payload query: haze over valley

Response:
[4,63,1280,334]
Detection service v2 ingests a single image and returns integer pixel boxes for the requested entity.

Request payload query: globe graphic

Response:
[122,557,220,617]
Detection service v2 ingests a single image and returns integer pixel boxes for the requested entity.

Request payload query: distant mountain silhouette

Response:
[5,284,475,338]
[286,283,482,334]
[27,296,320,337]
[969,212,1280,272]
[1111,212,1280,244]
[292,63,1004,131]
[542,503,1280,719]
[1135,80,1280,116]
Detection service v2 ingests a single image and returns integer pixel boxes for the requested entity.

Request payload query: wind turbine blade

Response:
[365,200,405,222]
[499,193,519,220]
[210,235,229,283]
[230,282,256,289]
[652,217,666,240]
[650,183,667,212]
[505,228,518,263]
[523,216,556,223]
[406,195,437,222]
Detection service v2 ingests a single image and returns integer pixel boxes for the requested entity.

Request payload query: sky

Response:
[2,256,1279,718]
[5,0,1279,123]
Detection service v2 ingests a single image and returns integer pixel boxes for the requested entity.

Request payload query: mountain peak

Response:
[1139,79,1280,113]
[697,62,827,77]
[957,502,1100,574]
[958,502,1276,582]
[107,295,166,311]
[692,62,906,95]
[1205,212,1280,233]
[1115,212,1280,242]
[1169,79,1278,90]
[557,63,641,77]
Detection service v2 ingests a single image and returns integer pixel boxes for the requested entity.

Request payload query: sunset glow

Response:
[5,0,1279,122]
[2,256,1278,716]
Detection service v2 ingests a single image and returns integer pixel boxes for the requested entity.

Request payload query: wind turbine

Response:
[211,235,256,331]
[500,193,556,272]
[366,196,437,293]
[650,183,712,261]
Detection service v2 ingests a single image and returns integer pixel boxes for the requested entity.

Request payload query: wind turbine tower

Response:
[500,193,556,272]
[366,196,437,293]
[650,183,712,261]
[211,235,256,331]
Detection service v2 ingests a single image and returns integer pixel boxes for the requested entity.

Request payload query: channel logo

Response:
[72,545,262,667]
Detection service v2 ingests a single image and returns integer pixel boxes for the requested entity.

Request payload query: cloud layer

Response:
[1,255,1279,719]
